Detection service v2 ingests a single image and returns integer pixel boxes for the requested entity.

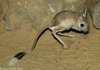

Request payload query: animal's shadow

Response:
[61,29,89,35]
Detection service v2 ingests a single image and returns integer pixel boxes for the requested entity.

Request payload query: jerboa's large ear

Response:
[83,8,87,17]
[82,1,87,18]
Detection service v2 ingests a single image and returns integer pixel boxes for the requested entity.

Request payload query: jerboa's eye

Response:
[80,23,84,27]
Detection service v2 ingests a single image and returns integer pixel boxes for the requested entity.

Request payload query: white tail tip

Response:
[8,58,18,66]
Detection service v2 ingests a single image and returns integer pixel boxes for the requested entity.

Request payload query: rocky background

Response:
[0,0,100,70]
[0,0,100,31]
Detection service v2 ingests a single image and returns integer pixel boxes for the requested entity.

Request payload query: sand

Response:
[0,19,100,70]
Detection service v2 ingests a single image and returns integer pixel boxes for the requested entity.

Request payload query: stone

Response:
[92,2,100,29]
[5,0,63,31]
[1,0,99,31]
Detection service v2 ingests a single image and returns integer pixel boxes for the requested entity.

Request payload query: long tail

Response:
[26,25,51,54]
[8,25,51,66]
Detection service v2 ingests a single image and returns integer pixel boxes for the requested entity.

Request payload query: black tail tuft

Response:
[14,52,26,60]
[8,52,26,66]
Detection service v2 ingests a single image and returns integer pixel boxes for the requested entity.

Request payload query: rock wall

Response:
[91,2,100,29]
[0,0,100,31]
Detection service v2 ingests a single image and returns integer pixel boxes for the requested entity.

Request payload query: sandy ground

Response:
[0,20,100,70]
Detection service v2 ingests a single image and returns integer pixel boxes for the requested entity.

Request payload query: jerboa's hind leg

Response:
[51,30,68,49]
[56,32,74,38]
